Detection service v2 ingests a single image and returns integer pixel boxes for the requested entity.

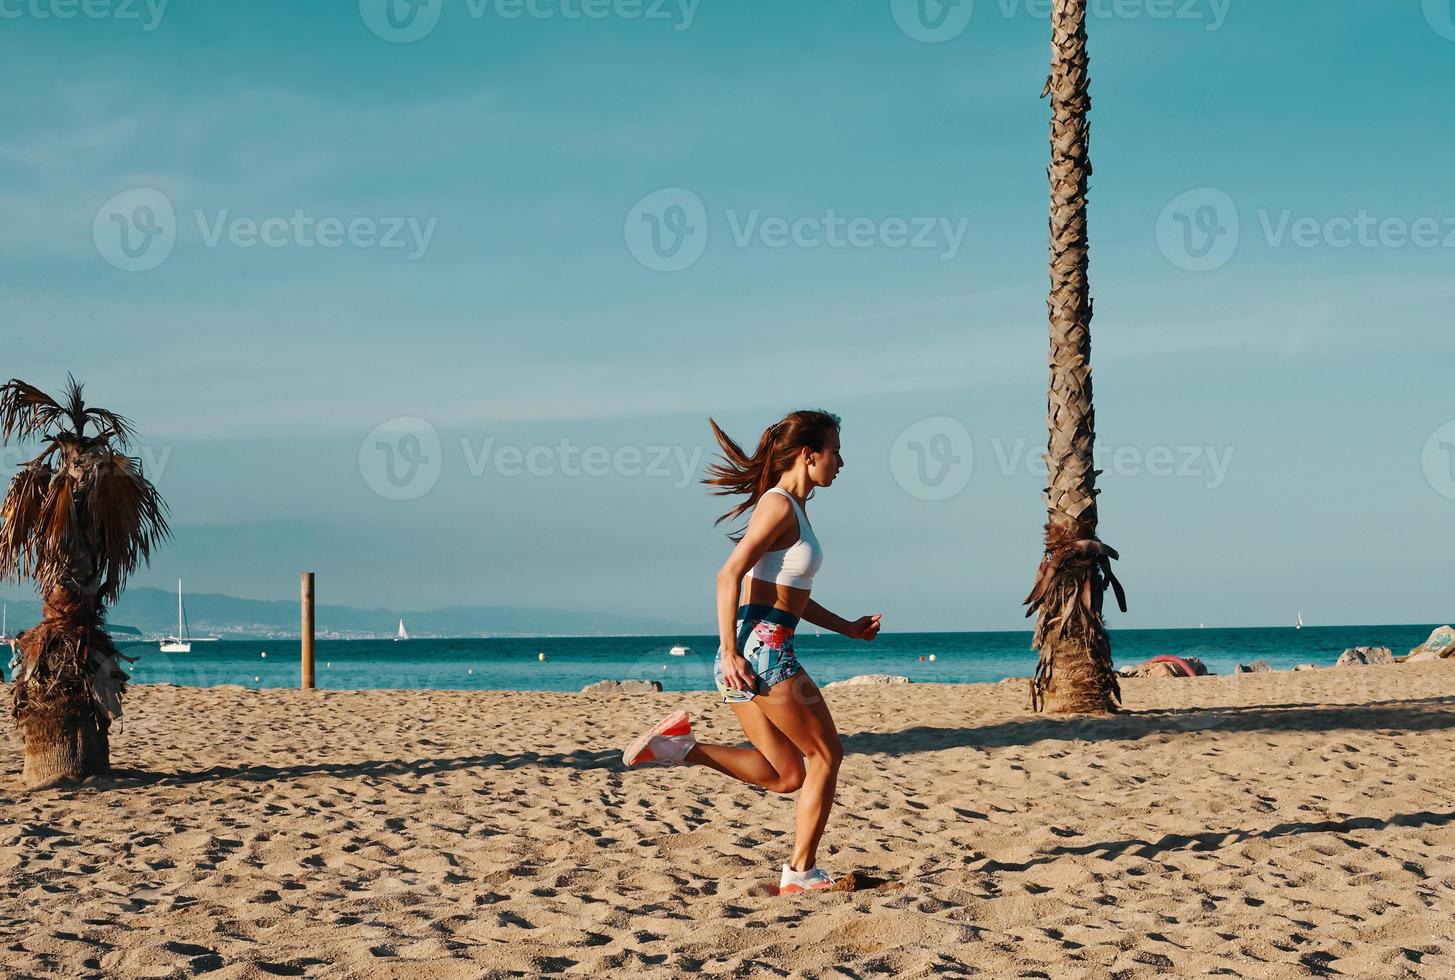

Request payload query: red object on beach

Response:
[1144,654,1200,678]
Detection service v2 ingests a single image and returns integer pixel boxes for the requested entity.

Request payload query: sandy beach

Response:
[3,663,1454,978]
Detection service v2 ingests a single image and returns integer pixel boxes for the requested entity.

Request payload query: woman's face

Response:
[804,430,843,487]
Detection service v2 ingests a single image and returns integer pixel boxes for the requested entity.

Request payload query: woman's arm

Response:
[803,599,882,641]
[800,599,852,634]
[715,493,795,656]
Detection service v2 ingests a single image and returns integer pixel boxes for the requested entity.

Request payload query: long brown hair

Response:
[703,409,841,534]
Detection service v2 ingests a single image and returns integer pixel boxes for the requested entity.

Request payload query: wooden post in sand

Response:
[301,571,315,690]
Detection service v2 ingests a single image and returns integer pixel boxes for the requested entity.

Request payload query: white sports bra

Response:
[744,487,823,590]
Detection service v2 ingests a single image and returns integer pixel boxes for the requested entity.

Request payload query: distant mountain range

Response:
[0,587,702,640]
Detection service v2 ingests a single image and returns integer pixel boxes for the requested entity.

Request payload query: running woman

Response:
[621,410,882,893]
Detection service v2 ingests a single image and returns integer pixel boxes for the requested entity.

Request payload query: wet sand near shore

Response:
[3,662,1454,978]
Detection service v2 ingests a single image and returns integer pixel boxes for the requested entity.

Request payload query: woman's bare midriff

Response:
[740,575,811,618]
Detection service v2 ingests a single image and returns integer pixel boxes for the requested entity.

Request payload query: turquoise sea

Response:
[106,624,1443,692]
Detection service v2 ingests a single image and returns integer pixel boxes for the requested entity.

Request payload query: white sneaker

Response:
[621,710,696,768]
[779,862,834,893]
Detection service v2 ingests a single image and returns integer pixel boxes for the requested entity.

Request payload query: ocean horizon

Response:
[97,623,1444,693]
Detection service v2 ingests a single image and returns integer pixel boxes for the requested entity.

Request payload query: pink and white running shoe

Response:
[621,710,696,768]
[779,863,834,894]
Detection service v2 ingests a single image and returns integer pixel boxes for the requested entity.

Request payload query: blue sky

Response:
[1,0,1453,631]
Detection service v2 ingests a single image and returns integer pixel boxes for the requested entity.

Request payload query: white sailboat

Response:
[394,618,409,642]
[1295,611,1304,630]
[1,603,11,644]
[160,580,218,652]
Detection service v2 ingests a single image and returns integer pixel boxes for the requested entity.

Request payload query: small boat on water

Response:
[669,645,691,656]
[394,619,409,641]
[1295,611,1304,630]
[160,579,218,653]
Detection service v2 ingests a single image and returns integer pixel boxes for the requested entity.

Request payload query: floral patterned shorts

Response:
[714,604,803,703]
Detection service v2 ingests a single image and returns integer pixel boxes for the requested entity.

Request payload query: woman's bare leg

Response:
[753,671,842,872]
[685,699,806,794]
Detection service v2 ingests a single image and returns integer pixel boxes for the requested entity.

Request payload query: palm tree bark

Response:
[12,585,125,789]
[1024,0,1126,714]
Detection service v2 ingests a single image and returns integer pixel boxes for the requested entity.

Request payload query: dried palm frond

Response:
[0,463,53,582]
[86,453,171,603]
[65,376,137,448]
[0,379,65,443]
[1024,524,1125,712]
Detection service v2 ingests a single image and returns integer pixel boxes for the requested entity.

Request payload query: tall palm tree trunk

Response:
[1023,0,1126,715]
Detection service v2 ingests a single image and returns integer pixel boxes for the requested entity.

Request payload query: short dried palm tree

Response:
[1023,0,1127,714]
[1,377,169,789]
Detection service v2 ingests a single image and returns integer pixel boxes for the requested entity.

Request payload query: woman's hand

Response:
[719,651,758,694]
[846,614,882,641]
